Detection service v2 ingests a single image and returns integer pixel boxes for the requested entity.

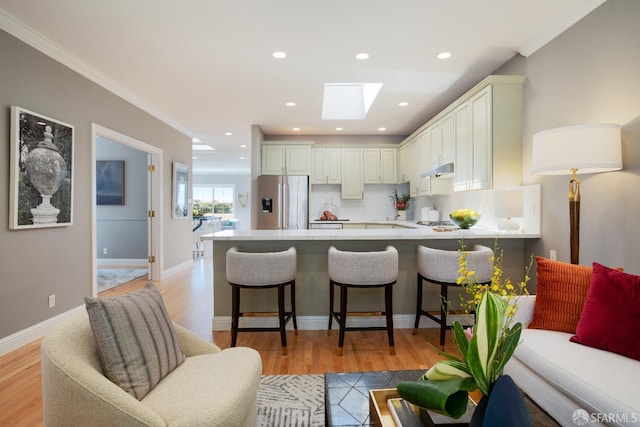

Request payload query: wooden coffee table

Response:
[324,370,559,426]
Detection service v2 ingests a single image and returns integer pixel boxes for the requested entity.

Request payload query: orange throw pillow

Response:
[528,257,594,333]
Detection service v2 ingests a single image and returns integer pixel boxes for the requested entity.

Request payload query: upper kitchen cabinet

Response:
[363,147,398,184]
[311,147,341,184]
[400,75,524,192]
[341,148,364,199]
[454,77,524,191]
[261,142,312,175]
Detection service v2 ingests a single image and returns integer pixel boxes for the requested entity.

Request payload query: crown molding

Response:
[0,10,192,138]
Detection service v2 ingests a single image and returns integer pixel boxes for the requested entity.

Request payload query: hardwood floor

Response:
[0,257,456,426]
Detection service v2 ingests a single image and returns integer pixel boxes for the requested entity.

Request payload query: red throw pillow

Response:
[570,263,640,361]
[528,257,594,333]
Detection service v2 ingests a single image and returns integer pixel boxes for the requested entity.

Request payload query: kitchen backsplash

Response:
[310,182,541,235]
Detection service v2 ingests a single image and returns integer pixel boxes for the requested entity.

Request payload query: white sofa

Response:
[504,295,640,427]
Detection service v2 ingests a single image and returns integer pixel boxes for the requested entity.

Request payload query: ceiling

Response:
[0,0,606,173]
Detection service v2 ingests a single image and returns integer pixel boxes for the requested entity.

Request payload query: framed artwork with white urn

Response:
[9,106,74,229]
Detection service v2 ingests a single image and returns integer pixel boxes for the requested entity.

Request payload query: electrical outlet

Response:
[550,250,557,261]
[48,294,56,308]
[103,248,108,255]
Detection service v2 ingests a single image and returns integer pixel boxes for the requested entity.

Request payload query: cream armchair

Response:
[41,311,262,427]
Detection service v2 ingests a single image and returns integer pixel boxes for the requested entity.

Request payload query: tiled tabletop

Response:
[324,370,425,426]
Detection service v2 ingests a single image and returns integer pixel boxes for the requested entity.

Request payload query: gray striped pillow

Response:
[85,283,185,399]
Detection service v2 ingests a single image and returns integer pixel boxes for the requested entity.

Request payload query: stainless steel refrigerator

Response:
[257,175,309,230]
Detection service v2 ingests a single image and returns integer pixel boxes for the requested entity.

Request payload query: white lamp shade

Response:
[531,123,622,175]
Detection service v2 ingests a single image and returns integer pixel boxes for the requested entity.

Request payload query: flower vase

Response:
[469,375,532,427]
[396,210,407,221]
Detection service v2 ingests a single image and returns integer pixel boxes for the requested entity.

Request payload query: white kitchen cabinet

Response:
[363,148,398,184]
[429,111,455,169]
[341,148,364,199]
[261,142,312,175]
[400,75,524,193]
[399,144,408,183]
[311,148,341,184]
[417,131,431,196]
[454,79,522,191]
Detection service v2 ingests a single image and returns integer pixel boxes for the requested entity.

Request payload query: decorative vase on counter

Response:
[396,210,407,221]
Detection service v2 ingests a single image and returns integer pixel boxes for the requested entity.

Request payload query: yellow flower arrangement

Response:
[456,240,532,316]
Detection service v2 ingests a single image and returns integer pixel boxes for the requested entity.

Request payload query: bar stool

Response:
[413,244,493,346]
[328,246,398,356]
[226,246,297,355]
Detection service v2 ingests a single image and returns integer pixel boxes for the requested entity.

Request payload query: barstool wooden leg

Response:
[327,280,334,336]
[290,280,298,335]
[278,284,287,355]
[439,284,448,347]
[338,285,348,356]
[385,284,395,355]
[231,286,240,347]
[413,274,423,335]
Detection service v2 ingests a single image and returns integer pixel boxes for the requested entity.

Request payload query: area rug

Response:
[257,374,325,427]
[97,268,148,292]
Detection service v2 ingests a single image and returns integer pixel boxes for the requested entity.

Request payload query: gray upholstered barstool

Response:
[328,246,398,356]
[226,246,297,355]
[413,244,493,346]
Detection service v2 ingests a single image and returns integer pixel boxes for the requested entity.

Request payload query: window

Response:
[193,184,234,220]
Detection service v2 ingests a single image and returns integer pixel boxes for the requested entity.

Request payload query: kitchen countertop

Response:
[202,220,540,241]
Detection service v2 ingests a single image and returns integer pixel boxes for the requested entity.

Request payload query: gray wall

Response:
[498,0,640,274]
[0,29,193,339]
[96,137,148,260]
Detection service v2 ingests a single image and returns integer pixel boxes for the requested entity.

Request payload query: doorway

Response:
[91,124,163,296]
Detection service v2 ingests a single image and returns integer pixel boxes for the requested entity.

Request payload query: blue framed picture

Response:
[96,160,125,205]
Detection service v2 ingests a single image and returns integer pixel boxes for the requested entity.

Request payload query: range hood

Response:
[420,162,454,178]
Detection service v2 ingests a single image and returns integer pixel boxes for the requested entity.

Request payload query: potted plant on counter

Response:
[390,189,411,221]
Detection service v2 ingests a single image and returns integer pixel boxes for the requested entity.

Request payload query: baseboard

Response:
[97,258,147,267]
[160,259,194,280]
[211,314,464,331]
[0,305,84,357]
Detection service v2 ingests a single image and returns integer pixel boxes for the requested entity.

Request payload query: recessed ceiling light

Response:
[292,127,300,131]
[272,51,287,59]
[355,53,370,60]
[285,101,296,107]
[192,156,198,160]
[240,144,247,148]
[336,127,343,131]
[378,127,387,132]
[398,102,409,107]
[437,52,452,60]
[225,132,232,136]
[240,156,245,160]
[192,137,202,143]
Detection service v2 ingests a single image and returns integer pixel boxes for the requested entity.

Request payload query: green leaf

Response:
[425,360,472,381]
[452,322,469,361]
[397,379,474,419]
[466,292,508,394]
[493,322,522,378]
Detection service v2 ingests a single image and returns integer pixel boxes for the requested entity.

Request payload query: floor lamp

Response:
[531,123,622,264]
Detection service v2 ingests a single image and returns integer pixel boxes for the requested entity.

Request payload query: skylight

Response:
[321,83,383,120]
[192,144,215,151]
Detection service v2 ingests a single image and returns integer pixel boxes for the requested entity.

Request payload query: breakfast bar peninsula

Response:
[202,222,540,331]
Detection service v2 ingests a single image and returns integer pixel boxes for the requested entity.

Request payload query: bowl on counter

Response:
[450,209,480,229]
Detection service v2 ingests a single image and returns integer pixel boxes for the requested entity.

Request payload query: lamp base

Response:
[497,218,520,232]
